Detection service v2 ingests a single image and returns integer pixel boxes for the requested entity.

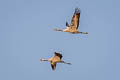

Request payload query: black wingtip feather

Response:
[51,64,56,70]
[75,8,80,14]
[66,21,69,27]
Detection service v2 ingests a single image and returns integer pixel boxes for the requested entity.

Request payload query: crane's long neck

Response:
[55,28,63,31]
[40,59,48,61]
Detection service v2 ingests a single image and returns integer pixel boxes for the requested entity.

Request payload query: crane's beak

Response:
[54,29,63,31]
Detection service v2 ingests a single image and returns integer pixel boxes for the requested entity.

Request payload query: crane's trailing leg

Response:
[80,32,88,34]
[60,61,72,65]
[76,32,88,34]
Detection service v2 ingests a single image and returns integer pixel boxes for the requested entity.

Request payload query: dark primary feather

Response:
[75,8,80,14]
[70,8,80,29]
[54,52,63,59]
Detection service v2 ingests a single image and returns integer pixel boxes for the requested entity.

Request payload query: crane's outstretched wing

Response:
[54,52,62,59]
[70,8,80,30]
[51,63,56,70]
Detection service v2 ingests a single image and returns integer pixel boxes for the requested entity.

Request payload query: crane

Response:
[40,52,71,70]
[55,8,88,34]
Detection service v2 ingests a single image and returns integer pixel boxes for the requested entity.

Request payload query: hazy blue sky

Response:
[0,0,120,80]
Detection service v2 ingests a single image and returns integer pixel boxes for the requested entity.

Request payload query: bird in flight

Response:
[40,52,71,70]
[55,8,88,34]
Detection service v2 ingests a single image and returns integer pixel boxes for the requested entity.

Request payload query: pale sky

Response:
[0,0,120,80]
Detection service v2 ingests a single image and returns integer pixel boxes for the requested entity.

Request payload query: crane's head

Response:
[40,59,43,61]
[54,28,63,31]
